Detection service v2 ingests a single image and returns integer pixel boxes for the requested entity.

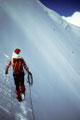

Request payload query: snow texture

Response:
[0,0,80,120]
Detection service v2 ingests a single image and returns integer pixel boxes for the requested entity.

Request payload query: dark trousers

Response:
[13,72,25,90]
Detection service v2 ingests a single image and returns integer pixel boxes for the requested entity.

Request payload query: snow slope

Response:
[0,0,80,120]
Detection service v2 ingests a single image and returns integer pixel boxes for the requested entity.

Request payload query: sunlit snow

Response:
[62,12,80,27]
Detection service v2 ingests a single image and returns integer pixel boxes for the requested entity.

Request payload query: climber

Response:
[5,48,32,102]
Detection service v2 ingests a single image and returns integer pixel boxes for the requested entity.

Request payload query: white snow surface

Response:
[0,0,80,120]
[62,12,80,27]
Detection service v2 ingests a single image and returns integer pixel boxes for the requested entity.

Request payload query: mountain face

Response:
[0,0,80,120]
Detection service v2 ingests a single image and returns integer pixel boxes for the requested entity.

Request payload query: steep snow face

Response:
[0,0,80,120]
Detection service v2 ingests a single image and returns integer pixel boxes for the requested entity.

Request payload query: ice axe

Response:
[1,74,7,88]
[4,74,7,86]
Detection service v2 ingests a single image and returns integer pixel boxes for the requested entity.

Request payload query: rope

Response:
[29,84,36,120]
[27,74,36,120]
